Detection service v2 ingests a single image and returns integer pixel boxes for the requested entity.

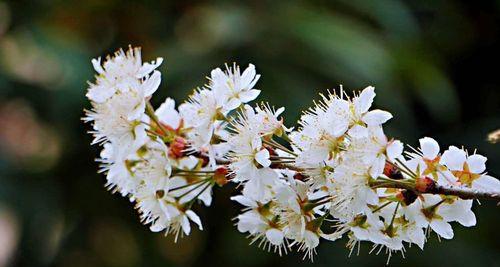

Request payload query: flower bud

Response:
[169,136,186,159]
[415,177,436,193]
[383,162,403,179]
[293,172,306,181]
[264,145,278,157]
[214,166,229,186]
[397,189,418,206]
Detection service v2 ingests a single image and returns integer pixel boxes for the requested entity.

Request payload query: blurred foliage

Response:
[0,0,499,267]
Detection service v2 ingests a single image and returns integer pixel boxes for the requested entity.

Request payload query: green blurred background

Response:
[0,0,499,266]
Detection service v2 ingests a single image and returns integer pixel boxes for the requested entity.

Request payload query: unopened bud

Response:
[196,153,209,168]
[264,145,278,157]
[397,189,418,206]
[415,177,436,193]
[293,172,306,181]
[383,162,403,179]
[169,137,186,159]
[488,129,500,144]
[214,166,229,186]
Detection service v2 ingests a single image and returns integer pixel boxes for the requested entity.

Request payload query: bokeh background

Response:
[0,0,499,266]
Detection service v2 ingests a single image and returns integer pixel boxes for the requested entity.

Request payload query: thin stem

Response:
[303,197,333,211]
[145,102,169,136]
[271,160,296,164]
[312,198,333,207]
[175,179,211,200]
[174,170,215,174]
[192,182,212,200]
[372,201,392,213]
[395,158,417,178]
[184,182,214,209]
[272,162,305,172]
[389,202,400,226]
[169,177,212,192]
[386,160,414,179]
[263,139,297,157]
[270,156,296,160]
[171,173,211,178]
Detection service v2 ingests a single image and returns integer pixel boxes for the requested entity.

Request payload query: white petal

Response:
[240,64,257,87]
[142,70,162,96]
[440,146,466,171]
[387,140,403,161]
[466,154,487,173]
[251,137,263,150]
[155,98,181,129]
[150,220,166,232]
[239,89,261,103]
[419,137,440,159]
[370,155,386,178]
[181,215,191,235]
[459,210,476,227]
[210,67,226,82]
[136,57,163,78]
[265,229,284,246]
[257,168,279,185]
[407,227,425,250]
[430,220,454,239]
[230,195,257,207]
[242,179,264,201]
[405,199,428,228]
[186,210,203,230]
[472,175,500,191]
[354,86,375,115]
[347,125,368,138]
[365,188,380,206]
[328,118,349,137]
[423,194,443,206]
[91,57,105,74]
[275,107,285,116]
[223,98,242,112]
[439,200,476,227]
[198,187,213,206]
[127,100,146,121]
[351,227,370,241]
[303,230,320,249]
[132,124,148,149]
[86,85,116,103]
[362,109,392,126]
[255,149,271,168]
[320,232,342,242]
[247,74,261,89]
[210,68,227,94]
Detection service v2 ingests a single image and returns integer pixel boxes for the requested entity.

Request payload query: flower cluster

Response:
[85,47,500,262]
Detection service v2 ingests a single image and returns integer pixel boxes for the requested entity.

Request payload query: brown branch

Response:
[432,185,500,201]
[209,154,500,202]
[370,180,500,201]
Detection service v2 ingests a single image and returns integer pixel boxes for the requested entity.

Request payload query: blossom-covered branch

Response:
[84,47,500,262]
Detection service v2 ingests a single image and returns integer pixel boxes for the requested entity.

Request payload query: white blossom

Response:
[210,63,261,112]
[84,49,500,261]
